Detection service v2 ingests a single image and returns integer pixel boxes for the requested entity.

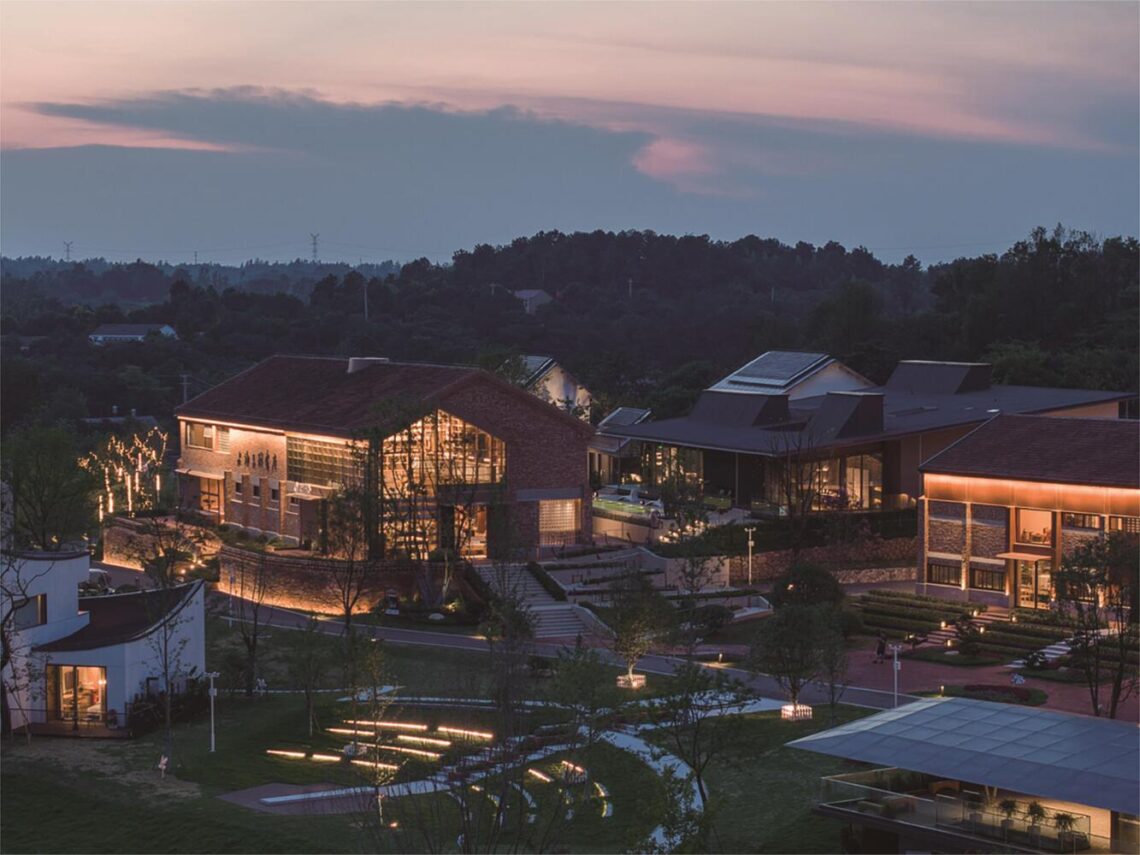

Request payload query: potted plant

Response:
[999,798,1019,836]
[1025,801,1047,843]
[1054,812,1078,851]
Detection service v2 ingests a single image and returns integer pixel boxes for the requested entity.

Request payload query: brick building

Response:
[917,415,1140,609]
[174,356,593,557]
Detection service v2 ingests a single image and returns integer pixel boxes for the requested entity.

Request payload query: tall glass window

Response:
[46,665,107,722]
[539,499,580,546]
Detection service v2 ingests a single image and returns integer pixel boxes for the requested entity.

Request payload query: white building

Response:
[2,549,204,735]
[518,355,592,418]
[512,289,553,315]
[88,324,177,345]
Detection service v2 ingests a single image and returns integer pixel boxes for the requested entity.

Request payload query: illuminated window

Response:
[1015,509,1052,546]
[185,422,215,450]
[970,567,1005,591]
[1062,513,1101,530]
[926,562,960,586]
[539,499,580,546]
[286,436,357,487]
[1109,516,1140,534]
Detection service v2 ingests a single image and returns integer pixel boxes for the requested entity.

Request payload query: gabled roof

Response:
[708,351,834,394]
[592,407,653,454]
[519,355,556,387]
[176,355,593,438]
[788,697,1140,815]
[598,407,652,430]
[887,360,992,394]
[36,582,202,653]
[920,414,1140,489]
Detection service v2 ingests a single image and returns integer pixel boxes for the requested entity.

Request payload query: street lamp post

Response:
[207,671,219,752]
[890,645,902,708]
[744,526,756,589]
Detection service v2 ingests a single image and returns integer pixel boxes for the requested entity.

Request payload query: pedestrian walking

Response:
[874,631,887,664]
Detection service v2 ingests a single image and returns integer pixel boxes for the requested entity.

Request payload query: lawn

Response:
[645,706,873,854]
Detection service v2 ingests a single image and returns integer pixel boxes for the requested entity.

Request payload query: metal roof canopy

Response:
[788,697,1140,815]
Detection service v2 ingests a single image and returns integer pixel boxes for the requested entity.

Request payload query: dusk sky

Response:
[1,1,1137,265]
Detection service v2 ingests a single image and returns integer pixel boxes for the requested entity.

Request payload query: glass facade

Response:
[286,436,358,488]
[539,499,581,546]
[46,665,107,723]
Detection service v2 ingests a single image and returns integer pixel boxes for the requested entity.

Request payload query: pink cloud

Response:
[632,137,717,179]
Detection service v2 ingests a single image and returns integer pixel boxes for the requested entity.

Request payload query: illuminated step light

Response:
[594,782,609,798]
[438,726,494,740]
[350,759,400,771]
[266,749,306,759]
[396,734,452,748]
[329,727,376,738]
[374,744,442,759]
[310,753,341,763]
[527,768,553,783]
[344,719,428,732]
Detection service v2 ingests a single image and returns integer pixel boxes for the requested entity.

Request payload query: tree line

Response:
[2,224,1135,436]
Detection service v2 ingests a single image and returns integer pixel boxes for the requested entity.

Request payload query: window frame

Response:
[926,561,961,587]
[970,566,1006,592]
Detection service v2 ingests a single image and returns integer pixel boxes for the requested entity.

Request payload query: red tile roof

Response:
[920,415,1140,488]
[175,355,592,437]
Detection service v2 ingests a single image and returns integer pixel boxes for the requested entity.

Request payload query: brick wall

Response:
[217,545,450,614]
[724,536,919,585]
[970,520,1008,558]
[928,519,966,553]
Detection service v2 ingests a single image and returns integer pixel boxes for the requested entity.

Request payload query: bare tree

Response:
[286,616,330,737]
[1053,533,1139,718]
[232,550,275,696]
[0,548,56,740]
[769,426,831,559]
[815,607,849,725]
[122,516,206,761]
[646,660,750,828]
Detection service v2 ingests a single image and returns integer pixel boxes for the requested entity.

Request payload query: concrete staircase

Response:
[922,605,1013,649]
[475,564,606,640]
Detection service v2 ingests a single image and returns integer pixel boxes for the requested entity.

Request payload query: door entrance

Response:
[46,665,107,726]
[1017,559,1053,609]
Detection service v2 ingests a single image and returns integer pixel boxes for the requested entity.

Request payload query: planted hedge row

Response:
[859,601,965,623]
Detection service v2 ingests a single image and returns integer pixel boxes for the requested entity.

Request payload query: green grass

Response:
[919,685,1048,706]
[646,706,872,853]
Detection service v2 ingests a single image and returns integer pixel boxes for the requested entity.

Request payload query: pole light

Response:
[207,671,220,752]
[744,526,756,588]
[890,645,902,708]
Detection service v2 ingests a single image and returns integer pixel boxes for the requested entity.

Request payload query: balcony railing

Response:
[818,770,1111,854]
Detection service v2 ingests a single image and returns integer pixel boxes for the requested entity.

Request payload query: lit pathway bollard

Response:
[207,671,219,752]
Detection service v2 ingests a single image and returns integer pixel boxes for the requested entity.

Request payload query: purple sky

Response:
[2,2,1136,265]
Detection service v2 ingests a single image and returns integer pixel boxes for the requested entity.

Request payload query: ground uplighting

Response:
[373,744,442,759]
[350,759,400,772]
[328,727,378,738]
[438,726,494,740]
[310,753,341,763]
[344,720,428,732]
[527,768,553,783]
[266,749,306,759]
[395,734,452,748]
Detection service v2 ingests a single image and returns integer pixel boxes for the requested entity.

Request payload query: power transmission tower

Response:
[310,233,320,263]
[63,241,73,262]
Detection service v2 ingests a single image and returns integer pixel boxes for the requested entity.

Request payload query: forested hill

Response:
[1,225,1136,432]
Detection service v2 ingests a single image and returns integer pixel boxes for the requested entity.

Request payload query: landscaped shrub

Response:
[768,562,844,608]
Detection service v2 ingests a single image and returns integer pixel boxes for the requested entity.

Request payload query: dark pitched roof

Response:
[709,350,832,393]
[519,355,556,387]
[176,355,593,438]
[608,379,1131,456]
[886,360,992,394]
[920,414,1140,488]
[36,582,202,653]
[689,391,790,426]
[598,407,651,429]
